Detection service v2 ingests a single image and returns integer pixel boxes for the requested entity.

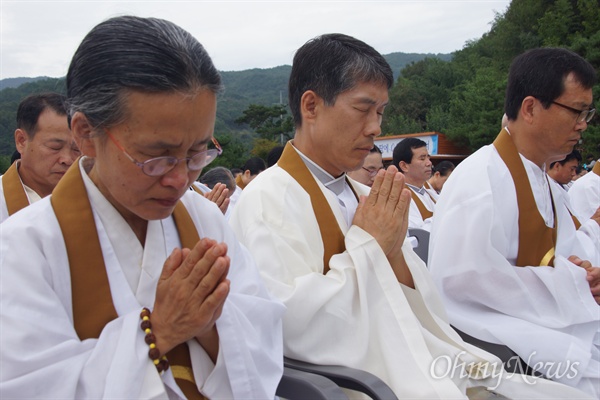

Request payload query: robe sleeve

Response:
[429,151,599,385]
[182,194,286,400]
[0,205,163,399]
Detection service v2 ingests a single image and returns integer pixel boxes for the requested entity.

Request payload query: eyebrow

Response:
[142,137,212,150]
[354,97,389,107]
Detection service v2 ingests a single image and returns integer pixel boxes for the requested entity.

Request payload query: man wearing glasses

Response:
[429,47,600,397]
[347,145,383,187]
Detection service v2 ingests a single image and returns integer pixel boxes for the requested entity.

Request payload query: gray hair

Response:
[66,15,222,130]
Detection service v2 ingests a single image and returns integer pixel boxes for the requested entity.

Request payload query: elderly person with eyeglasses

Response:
[0,16,284,400]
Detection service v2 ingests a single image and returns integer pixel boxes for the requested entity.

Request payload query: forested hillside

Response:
[2,0,599,166]
[0,51,446,163]
[382,0,600,159]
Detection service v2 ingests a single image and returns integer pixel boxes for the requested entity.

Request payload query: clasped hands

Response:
[352,165,414,287]
[151,238,230,361]
[569,255,600,304]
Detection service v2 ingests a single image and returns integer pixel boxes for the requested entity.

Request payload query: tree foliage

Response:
[383,0,600,159]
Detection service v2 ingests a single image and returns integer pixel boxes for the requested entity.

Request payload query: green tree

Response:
[251,138,280,161]
[235,104,294,142]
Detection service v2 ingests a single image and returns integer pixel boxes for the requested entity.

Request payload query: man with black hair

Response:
[430,47,600,397]
[547,149,582,190]
[392,138,436,230]
[231,35,586,398]
[0,93,80,222]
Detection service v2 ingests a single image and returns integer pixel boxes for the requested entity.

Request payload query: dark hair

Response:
[66,15,222,131]
[288,33,393,127]
[266,145,285,167]
[370,145,382,154]
[200,166,236,192]
[433,160,455,177]
[242,157,267,176]
[16,93,67,139]
[392,138,427,168]
[230,167,243,177]
[504,48,597,120]
[549,149,582,169]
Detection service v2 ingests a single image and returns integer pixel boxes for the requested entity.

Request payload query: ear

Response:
[14,129,28,154]
[299,90,320,123]
[70,112,97,157]
[399,161,409,174]
[520,96,537,124]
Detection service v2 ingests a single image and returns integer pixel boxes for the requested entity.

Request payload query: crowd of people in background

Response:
[0,14,599,400]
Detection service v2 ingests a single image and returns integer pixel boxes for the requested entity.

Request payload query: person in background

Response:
[547,149,581,191]
[347,145,383,187]
[429,47,599,397]
[235,156,266,190]
[198,166,237,219]
[266,145,285,168]
[0,15,284,400]
[0,93,80,222]
[426,160,455,197]
[392,138,436,231]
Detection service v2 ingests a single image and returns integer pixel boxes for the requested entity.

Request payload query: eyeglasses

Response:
[362,167,383,177]
[106,131,222,177]
[551,101,595,124]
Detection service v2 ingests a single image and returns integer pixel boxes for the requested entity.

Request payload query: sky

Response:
[0,0,511,79]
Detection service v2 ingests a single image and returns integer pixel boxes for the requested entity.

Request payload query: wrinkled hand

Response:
[205,183,230,215]
[590,206,600,227]
[568,255,600,304]
[151,238,230,356]
[353,166,413,286]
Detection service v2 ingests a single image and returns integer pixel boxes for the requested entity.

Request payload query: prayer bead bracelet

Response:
[140,307,169,373]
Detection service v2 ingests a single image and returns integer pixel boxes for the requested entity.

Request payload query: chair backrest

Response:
[277,367,349,400]
[284,357,398,400]
[408,228,430,265]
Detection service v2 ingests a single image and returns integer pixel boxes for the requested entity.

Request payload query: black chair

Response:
[408,228,430,264]
[453,327,541,376]
[277,367,349,400]
[284,357,398,400]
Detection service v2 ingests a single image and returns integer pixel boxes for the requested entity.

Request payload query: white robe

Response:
[429,143,600,397]
[0,160,285,399]
[408,186,436,231]
[229,156,590,399]
[569,170,600,222]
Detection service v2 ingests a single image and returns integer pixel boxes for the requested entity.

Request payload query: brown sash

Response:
[51,160,207,400]
[593,162,600,176]
[407,185,435,220]
[235,174,246,190]
[191,184,205,196]
[2,161,31,216]
[493,129,557,267]
[277,142,346,274]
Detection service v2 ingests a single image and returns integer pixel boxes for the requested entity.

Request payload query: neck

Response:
[506,125,546,169]
[293,136,343,178]
[17,163,53,197]
[405,176,425,188]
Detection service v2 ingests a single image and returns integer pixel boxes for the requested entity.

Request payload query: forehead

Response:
[31,110,69,137]
[411,146,429,156]
[339,81,389,102]
[560,73,594,105]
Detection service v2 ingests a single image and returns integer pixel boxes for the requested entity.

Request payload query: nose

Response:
[368,113,382,137]
[161,160,191,190]
[58,147,77,166]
